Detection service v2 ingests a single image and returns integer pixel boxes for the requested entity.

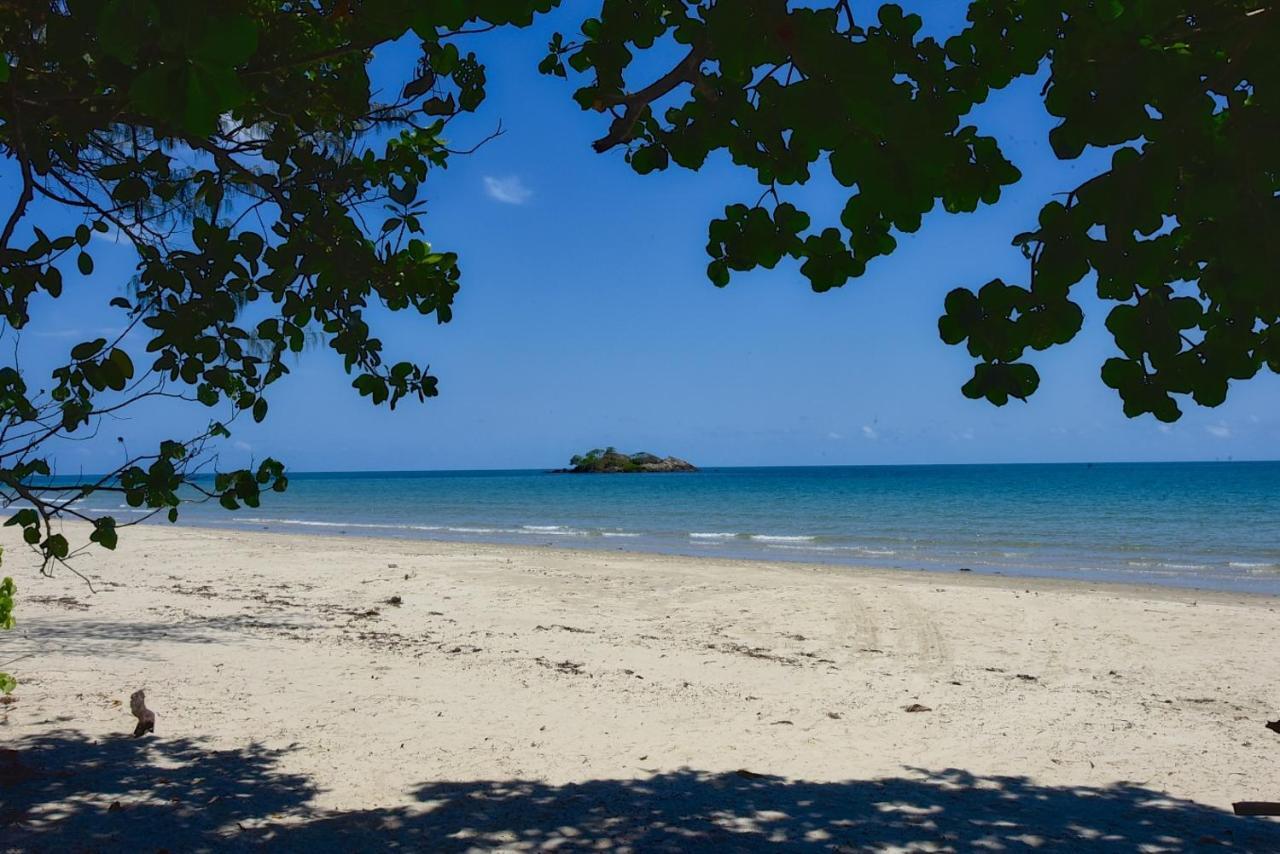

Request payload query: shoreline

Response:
[4,523,1279,848]
[167,517,1280,600]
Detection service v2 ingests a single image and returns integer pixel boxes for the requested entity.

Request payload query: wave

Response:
[750,535,816,543]
[601,532,641,538]
[766,544,839,552]
[235,517,442,532]
[690,532,737,539]
[446,526,518,534]
[522,525,565,531]
[1228,561,1279,569]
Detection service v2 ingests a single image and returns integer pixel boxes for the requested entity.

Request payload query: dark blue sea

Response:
[93,462,1280,595]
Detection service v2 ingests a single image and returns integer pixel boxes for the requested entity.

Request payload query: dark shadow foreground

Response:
[3,729,1277,851]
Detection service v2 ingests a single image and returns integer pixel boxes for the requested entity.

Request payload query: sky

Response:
[7,1,1280,474]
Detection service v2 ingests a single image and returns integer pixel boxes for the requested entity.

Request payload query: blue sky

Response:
[8,1,1280,473]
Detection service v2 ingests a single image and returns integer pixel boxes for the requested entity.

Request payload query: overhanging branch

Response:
[591,44,708,153]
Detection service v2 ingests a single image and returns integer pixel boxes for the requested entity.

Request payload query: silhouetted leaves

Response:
[0,0,554,569]
[555,0,1279,419]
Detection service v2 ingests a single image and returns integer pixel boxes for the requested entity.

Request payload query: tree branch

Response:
[591,44,708,153]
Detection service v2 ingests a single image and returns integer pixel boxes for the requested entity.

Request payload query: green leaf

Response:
[109,348,135,381]
[71,338,107,361]
[90,517,119,550]
[0,576,15,631]
[193,15,259,66]
[44,534,70,560]
[77,252,94,275]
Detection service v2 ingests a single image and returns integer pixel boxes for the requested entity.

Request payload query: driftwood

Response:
[1232,802,1280,816]
[129,689,155,737]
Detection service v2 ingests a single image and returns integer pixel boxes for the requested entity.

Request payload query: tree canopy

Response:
[0,0,554,571]
[546,0,1278,420]
[0,0,1276,579]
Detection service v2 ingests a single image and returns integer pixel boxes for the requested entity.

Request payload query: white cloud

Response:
[233,440,253,452]
[483,175,533,205]
[826,431,843,440]
[1205,422,1231,439]
[1156,424,1173,435]
[861,425,879,440]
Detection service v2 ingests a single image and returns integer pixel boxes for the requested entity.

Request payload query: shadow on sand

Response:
[3,729,1277,851]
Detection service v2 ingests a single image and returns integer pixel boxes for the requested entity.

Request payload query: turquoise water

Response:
[97,462,1280,594]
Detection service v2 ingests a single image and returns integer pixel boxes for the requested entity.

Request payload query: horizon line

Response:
[46,457,1277,481]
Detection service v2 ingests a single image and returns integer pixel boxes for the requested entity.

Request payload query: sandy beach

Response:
[2,523,1278,851]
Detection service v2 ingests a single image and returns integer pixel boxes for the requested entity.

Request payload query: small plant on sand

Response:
[1,547,14,693]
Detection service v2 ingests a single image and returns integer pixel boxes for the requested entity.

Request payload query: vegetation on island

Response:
[562,448,696,473]
[1,1,1276,688]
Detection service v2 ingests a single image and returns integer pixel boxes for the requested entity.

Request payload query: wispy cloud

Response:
[826,431,843,440]
[1205,422,1231,439]
[483,175,533,205]
[861,425,879,440]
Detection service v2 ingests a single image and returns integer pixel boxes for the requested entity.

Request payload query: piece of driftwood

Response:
[1265,719,1280,735]
[1232,802,1280,816]
[130,689,155,737]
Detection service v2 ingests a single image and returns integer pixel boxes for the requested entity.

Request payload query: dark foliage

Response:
[549,1,1280,420]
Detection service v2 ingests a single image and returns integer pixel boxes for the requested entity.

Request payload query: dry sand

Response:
[2,523,1278,851]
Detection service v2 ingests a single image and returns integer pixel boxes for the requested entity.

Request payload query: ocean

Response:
[95,461,1280,595]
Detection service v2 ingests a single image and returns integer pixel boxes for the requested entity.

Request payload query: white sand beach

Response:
[2,523,1278,851]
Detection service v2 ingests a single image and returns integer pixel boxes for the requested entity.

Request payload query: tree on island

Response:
[0,1,1276,690]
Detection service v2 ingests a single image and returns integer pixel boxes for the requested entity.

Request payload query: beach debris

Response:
[384,595,403,607]
[1015,674,1039,682]
[1266,719,1280,735]
[535,657,585,674]
[1232,801,1280,816]
[387,563,399,569]
[770,720,794,725]
[958,567,972,572]
[903,703,932,713]
[534,624,594,634]
[827,711,842,719]
[129,689,155,738]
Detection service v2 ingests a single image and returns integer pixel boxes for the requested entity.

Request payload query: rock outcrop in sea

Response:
[554,448,697,474]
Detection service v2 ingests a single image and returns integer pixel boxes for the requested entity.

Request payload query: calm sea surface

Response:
[100,462,1280,595]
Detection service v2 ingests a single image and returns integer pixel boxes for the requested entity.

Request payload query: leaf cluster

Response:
[553,1,1280,419]
[0,0,553,566]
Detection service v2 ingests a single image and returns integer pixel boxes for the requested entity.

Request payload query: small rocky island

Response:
[555,448,697,474]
